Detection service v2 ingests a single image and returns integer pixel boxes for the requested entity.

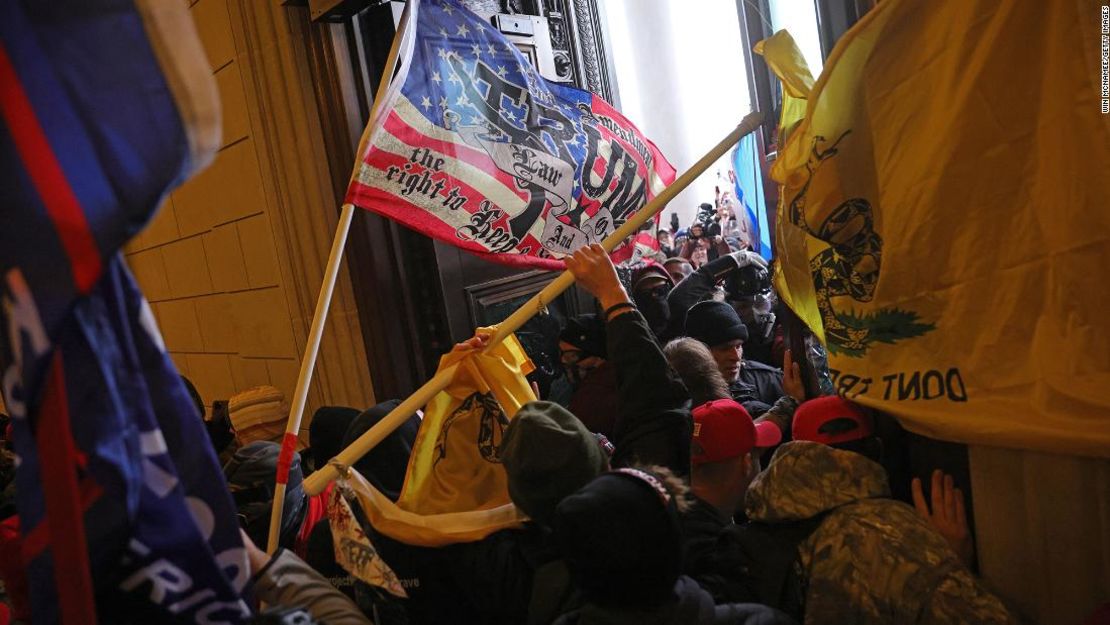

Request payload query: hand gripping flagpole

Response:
[265,1,415,555]
[302,110,765,498]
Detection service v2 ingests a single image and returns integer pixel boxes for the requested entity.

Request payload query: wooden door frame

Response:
[298,3,448,400]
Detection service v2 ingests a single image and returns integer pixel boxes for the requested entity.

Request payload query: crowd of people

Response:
[656,202,744,271]
[0,208,1027,624]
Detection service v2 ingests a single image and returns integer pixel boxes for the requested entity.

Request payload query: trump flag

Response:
[1,1,251,622]
[345,0,675,269]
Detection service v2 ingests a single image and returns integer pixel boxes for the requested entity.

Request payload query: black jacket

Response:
[682,496,761,605]
[607,309,693,477]
[431,523,552,625]
[664,254,785,415]
[730,360,785,417]
[552,575,797,625]
[681,495,826,620]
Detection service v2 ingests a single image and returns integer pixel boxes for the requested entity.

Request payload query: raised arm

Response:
[753,349,804,439]
[667,250,768,334]
[565,244,691,475]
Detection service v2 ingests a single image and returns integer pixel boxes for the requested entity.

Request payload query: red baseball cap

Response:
[793,396,874,445]
[691,399,781,464]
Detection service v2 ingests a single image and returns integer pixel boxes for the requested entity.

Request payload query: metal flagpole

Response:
[265,0,415,555]
[302,110,765,497]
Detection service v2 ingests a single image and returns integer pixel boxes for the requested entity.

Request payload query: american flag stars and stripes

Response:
[345,0,676,269]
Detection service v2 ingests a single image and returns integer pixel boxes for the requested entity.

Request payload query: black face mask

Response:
[562,350,600,387]
[565,364,589,386]
[634,287,672,337]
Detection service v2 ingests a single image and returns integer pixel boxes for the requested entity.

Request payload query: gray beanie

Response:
[499,401,607,525]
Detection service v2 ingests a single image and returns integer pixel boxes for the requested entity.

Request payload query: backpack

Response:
[223,441,306,549]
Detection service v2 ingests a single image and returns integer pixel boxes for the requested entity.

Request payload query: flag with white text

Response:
[345,0,675,269]
[0,1,250,621]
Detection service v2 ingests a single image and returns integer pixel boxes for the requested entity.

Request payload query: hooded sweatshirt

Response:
[744,441,1018,625]
[552,575,795,625]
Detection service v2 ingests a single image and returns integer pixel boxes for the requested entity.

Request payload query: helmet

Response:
[726,264,776,343]
[726,264,771,299]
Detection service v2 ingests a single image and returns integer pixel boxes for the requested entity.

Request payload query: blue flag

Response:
[732,132,772,259]
[0,1,249,622]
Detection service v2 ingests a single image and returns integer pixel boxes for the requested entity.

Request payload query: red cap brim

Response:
[753,420,782,448]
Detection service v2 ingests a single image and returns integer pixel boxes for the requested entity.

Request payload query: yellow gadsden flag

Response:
[345,332,535,546]
[768,1,1110,457]
[753,29,814,147]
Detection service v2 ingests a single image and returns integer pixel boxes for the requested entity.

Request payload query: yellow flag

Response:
[770,0,1110,457]
[398,331,535,515]
[756,30,826,343]
[754,29,814,146]
[348,331,536,546]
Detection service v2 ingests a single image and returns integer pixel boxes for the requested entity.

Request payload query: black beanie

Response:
[553,470,683,607]
[684,300,748,347]
[499,401,607,525]
[341,399,419,503]
[559,314,607,359]
[309,406,360,471]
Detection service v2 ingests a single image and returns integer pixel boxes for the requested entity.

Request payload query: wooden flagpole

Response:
[302,110,765,497]
[265,0,414,554]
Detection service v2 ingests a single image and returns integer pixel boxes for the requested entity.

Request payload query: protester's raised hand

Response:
[564,243,630,310]
[452,329,492,353]
[912,470,974,567]
[782,349,805,402]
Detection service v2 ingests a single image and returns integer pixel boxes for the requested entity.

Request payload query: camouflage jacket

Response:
[745,441,1019,625]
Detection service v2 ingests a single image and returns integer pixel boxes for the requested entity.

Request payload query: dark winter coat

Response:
[730,360,785,417]
[681,496,759,604]
[552,575,796,625]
